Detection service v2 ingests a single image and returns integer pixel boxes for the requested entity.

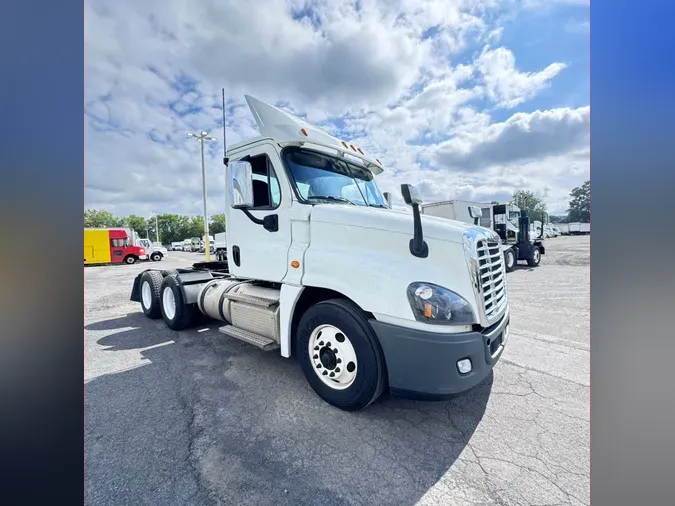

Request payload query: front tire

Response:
[504,249,516,272]
[160,275,196,330]
[124,255,136,264]
[139,270,163,319]
[296,298,387,411]
[527,247,542,267]
[150,252,162,261]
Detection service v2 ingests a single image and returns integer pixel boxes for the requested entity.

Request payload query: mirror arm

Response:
[240,209,278,232]
[410,203,429,258]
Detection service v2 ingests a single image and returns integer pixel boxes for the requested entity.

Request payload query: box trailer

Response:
[84,228,147,265]
[130,94,510,412]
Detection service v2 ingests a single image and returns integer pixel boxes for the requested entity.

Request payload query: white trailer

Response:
[557,223,570,235]
[569,222,590,235]
[130,95,510,411]
[421,200,494,229]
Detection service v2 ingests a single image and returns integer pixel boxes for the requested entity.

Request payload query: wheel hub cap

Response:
[308,324,358,390]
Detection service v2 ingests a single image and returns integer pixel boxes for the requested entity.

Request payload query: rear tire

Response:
[139,270,163,319]
[504,249,516,272]
[296,298,387,411]
[527,247,542,267]
[160,275,196,330]
[124,255,136,264]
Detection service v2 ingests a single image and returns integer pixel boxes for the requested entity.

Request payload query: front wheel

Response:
[124,255,136,264]
[527,247,542,267]
[296,298,387,411]
[504,249,516,272]
[150,252,162,261]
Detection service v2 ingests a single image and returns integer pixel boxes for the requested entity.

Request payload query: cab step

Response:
[218,325,279,351]
[220,292,279,308]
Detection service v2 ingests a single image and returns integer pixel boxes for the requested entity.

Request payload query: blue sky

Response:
[85,0,589,216]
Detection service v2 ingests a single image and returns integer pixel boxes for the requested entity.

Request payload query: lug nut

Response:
[337,358,342,363]
[322,371,328,376]
[329,372,335,378]
[333,348,338,354]
[316,363,321,368]
[314,346,319,351]
[335,368,340,373]
[326,342,331,347]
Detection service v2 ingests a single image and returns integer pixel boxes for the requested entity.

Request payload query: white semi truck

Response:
[130,95,510,411]
[421,200,545,272]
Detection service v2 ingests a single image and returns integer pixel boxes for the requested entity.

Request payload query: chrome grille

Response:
[476,240,507,321]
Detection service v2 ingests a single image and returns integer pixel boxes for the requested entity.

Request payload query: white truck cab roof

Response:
[227,95,384,175]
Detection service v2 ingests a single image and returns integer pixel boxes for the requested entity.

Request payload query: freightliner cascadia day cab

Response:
[85,227,147,265]
[130,95,510,411]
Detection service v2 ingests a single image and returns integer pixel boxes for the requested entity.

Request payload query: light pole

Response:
[153,215,160,244]
[187,130,216,261]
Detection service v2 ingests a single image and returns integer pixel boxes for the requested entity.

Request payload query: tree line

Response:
[84,210,227,245]
[84,180,589,242]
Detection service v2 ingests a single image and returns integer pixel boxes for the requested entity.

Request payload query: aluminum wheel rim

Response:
[506,251,514,268]
[141,280,152,309]
[162,286,176,320]
[534,249,540,262]
[308,324,358,390]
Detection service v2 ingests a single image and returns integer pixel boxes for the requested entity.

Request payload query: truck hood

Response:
[309,204,481,243]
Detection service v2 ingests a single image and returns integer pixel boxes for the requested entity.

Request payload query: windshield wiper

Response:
[307,195,356,206]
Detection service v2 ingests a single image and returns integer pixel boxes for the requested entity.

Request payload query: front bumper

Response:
[369,308,509,399]
[139,254,147,260]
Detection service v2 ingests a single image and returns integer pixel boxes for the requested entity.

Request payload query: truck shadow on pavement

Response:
[85,312,493,506]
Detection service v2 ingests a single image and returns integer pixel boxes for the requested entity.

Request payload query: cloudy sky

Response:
[85,0,589,218]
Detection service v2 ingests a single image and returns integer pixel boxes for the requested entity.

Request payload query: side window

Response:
[248,154,282,210]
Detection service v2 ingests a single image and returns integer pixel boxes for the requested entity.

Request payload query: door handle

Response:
[232,245,241,266]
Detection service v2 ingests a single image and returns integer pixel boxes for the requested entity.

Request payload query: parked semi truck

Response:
[214,232,227,262]
[421,200,545,272]
[84,228,147,265]
[130,95,510,411]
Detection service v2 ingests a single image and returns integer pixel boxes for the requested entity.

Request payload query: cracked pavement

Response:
[85,236,589,505]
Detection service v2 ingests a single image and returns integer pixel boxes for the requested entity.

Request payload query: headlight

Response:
[406,282,476,325]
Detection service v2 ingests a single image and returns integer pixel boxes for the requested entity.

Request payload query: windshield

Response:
[282,147,387,207]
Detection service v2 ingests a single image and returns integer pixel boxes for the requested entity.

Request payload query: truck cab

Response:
[130,95,510,411]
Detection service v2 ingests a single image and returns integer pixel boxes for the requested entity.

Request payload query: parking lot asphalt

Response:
[85,236,589,506]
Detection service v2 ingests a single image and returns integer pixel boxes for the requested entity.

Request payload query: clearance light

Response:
[350,144,357,151]
[291,260,300,269]
[341,141,349,148]
[376,159,382,165]
[300,128,308,136]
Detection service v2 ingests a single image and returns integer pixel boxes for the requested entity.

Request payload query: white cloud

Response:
[434,106,590,170]
[85,0,587,218]
[477,46,567,108]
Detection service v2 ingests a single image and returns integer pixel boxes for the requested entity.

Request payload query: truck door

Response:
[226,144,292,282]
[109,236,126,263]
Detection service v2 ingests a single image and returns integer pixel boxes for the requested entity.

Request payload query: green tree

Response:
[210,213,227,234]
[187,215,205,238]
[567,180,590,223]
[549,215,568,224]
[84,209,120,228]
[126,215,150,237]
[511,190,548,222]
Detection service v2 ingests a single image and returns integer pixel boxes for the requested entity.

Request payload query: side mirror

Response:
[468,206,483,219]
[228,160,254,209]
[401,184,423,205]
[382,192,393,207]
